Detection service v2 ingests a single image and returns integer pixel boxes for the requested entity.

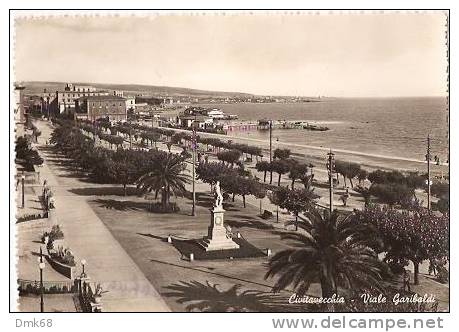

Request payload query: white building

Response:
[125,96,136,111]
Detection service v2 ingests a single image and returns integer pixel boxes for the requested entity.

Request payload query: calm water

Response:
[198,98,449,163]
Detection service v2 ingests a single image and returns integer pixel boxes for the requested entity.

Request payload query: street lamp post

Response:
[191,114,197,216]
[21,175,25,208]
[326,150,335,215]
[38,261,45,312]
[269,120,273,184]
[426,135,432,211]
[80,259,87,278]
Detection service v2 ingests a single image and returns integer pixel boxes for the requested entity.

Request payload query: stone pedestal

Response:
[199,206,240,251]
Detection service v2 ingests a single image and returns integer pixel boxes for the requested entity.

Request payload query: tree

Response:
[220,175,264,208]
[369,183,414,207]
[352,205,449,285]
[15,135,44,167]
[289,162,309,189]
[335,161,361,188]
[15,136,31,160]
[255,161,271,182]
[357,169,368,186]
[265,208,387,301]
[196,161,238,190]
[136,153,191,210]
[109,150,140,195]
[430,182,449,198]
[273,148,291,160]
[271,159,291,186]
[217,149,241,167]
[272,186,318,230]
[300,174,314,191]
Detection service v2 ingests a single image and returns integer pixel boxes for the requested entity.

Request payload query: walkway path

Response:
[34,120,170,312]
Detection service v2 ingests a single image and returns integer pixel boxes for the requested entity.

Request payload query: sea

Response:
[196,97,449,172]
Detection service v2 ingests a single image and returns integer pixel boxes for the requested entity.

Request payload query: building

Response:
[14,84,26,124]
[113,90,124,97]
[207,109,225,119]
[177,114,213,129]
[75,95,127,122]
[155,109,180,127]
[66,83,96,93]
[42,83,109,114]
[125,96,136,112]
[135,102,156,115]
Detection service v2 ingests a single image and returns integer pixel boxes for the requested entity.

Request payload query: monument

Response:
[199,181,240,251]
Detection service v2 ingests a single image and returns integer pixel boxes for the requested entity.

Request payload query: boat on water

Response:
[302,123,329,131]
[207,109,238,120]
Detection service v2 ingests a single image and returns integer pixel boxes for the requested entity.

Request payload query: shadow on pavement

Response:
[70,187,139,197]
[163,280,303,312]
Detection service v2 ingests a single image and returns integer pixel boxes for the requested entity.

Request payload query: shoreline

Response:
[163,126,448,175]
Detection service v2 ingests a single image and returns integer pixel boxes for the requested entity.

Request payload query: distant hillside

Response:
[21,81,256,98]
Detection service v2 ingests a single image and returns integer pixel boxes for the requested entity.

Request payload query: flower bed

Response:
[46,246,75,279]
[16,212,48,224]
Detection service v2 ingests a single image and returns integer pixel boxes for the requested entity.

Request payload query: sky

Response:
[14,12,448,97]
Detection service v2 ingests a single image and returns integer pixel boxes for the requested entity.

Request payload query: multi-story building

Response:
[125,96,136,112]
[75,95,127,122]
[42,83,109,114]
[113,90,124,97]
[14,84,26,125]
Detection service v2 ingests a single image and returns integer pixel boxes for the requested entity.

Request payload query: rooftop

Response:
[78,95,126,101]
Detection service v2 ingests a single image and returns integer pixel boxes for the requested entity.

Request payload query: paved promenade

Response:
[34,120,170,312]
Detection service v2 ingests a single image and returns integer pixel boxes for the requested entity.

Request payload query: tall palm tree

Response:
[265,208,386,301]
[136,153,191,209]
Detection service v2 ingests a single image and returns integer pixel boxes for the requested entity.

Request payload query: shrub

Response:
[369,183,413,206]
[42,225,64,243]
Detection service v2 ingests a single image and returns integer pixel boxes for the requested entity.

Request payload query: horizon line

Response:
[17,80,448,99]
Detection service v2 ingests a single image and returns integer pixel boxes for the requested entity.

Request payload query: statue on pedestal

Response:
[213,181,223,209]
[199,180,239,251]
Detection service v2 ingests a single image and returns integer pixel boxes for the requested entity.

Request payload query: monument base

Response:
[198,206,240,251]
[198,237,240,251]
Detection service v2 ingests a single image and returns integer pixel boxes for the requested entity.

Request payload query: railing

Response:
[18,278,103,312]
[17,278,77,295]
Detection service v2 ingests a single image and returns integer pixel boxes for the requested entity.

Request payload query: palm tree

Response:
[265,208,386,302]
[136,153,191,210]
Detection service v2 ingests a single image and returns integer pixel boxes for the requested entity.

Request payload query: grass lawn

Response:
[88,191,322,312]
